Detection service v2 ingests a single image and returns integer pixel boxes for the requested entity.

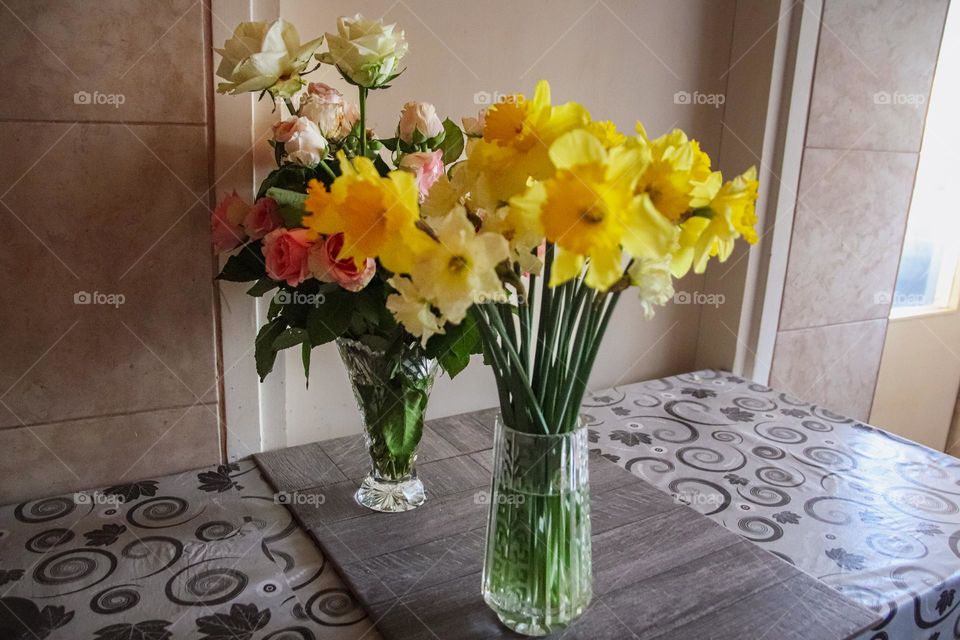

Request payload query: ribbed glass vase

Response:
[336,338,438,513]
[481,416,592,636]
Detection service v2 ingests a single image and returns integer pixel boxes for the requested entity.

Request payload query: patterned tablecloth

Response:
[0,459,372,640]
[585,369,960,640]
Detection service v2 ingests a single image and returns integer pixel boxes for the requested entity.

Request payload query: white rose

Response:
[215,19,323,97]
[398,101,444,144]
[319,14,408,88]
[628,258,675,319]
[273,117,328,167]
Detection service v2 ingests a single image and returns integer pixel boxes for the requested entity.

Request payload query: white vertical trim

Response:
[213,0,283,459]
[741,0,823,384]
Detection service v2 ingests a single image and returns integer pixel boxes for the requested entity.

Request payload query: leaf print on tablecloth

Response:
[196,603,271,640]
[859,510,885,526]
[198,464,243,493]
[937,589,955,615]
[102,480,159,503]
[720,407,755,423]
[0,569,23,587]
[609,430,651,447]
[915,523,943,537]
[84,524,127,547]
[723,473,748,486]
[682,387,716,399]
[780,408,808,419]
[612,406,631,416]
[826,547,866,571]
[0,597,74,639]
[94,620,172,640]
[772,511,801,525]
[588,429,599,444]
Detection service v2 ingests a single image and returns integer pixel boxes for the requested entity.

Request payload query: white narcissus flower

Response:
[628,257,675,319]
[215,20,323,97]
[398,101,444,144]
[272,116,328,167]
[319,14,408,88]
[386,276,444,346]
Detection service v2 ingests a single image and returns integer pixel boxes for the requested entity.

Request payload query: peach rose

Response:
[211,191,251,253]
[308,233,375,292]
[243,197,282,240]
[398,101,443,144]
[399,150,445,200]
[262,228,313,286]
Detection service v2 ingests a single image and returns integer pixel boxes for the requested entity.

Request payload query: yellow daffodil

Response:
[671,166,759,276]
[628,257,674,319]
[386,276,444,346]
[466,80,589,206]
[408,207,509,324]
[632,123,720,222]
[303,151,430,273]
[513,128,674,290]
[587,119,625,149]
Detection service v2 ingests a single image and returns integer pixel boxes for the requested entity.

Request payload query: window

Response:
[891,2,960,317]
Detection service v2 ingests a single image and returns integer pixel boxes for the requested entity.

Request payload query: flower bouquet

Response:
[211,16,476,513]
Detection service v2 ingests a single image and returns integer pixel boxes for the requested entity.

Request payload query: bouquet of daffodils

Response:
[331,80,760,435]
[211,16,475,382]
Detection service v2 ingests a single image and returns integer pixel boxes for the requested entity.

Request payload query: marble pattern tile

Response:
[0,405,219,504]
[806,0,948,152]
[779,147,917,330]
[0,122,218,427]
[0,0,207,123]
[770,319,888,422]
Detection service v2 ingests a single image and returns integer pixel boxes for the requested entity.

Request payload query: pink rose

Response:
[272,116,328,167]
[462,108,486,137]
[308,233,375,292]
[271,117,299,143]
[398,101,443,144]
[211,190,251,253]
[243,197,282,240]
[262,228,313,286]
[306,82,344,102]
[399,150,445,200]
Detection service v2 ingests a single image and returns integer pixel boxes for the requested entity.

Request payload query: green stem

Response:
[317,160,337,181]
[358,86,368,157]
[533,244,554,395]
[283,97,297,117]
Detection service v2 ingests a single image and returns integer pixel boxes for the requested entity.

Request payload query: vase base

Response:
[355,474,425,512]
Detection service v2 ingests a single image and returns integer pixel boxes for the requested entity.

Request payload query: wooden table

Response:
[255,408,879,639]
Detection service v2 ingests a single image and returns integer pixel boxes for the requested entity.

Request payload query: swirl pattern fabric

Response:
[0,459,376,640]
[585,370,960,640]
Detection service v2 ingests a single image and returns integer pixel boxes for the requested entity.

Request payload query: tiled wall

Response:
[769,0,948,421]
[0,1,221,503]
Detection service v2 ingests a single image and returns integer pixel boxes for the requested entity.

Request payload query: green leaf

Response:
[305,290,352,345]
[383,386,427,457]
[266,187,309,227]
[257,165,313,199]
[273,327,308,350]
[246,278,278,297]
[378,137,398,151]
[301,342,312,387]
[439,118,465,164]
[255,318,288,381]
[218,242,265,282]
[426,313,480,378]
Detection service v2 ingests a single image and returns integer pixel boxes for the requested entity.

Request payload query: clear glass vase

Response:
[481,415,592,636]
[336,337,438,513]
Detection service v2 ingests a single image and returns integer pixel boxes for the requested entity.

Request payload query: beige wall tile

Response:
[779,147,917,330]
[806,0,947,152]
[0,405,220,505]
[0,122,218,427]
[770,319,887,422]
[0,0,207,123]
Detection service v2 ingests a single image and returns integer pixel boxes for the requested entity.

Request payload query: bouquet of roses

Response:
[211,15,474,383]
